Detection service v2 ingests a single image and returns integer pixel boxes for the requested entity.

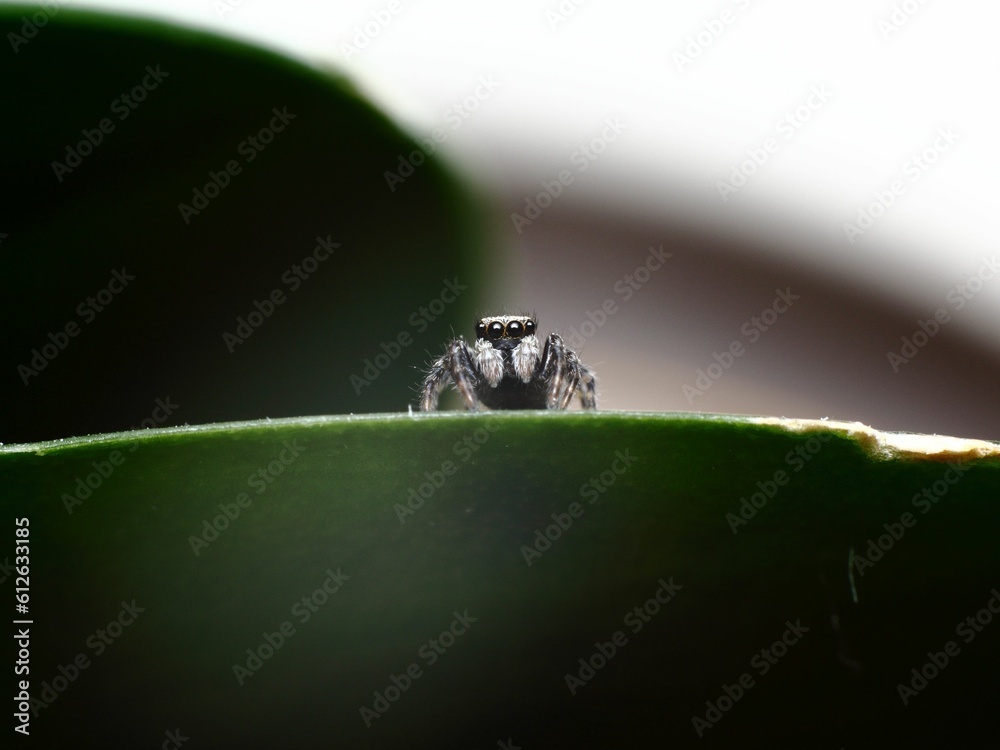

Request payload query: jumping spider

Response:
[419,315,597,411]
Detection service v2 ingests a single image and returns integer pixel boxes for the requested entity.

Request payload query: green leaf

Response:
[5,412,999,746]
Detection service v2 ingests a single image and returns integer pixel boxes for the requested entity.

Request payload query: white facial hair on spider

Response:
[419,314,597,411]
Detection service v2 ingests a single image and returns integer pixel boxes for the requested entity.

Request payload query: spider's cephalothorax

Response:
[419,315,597,411]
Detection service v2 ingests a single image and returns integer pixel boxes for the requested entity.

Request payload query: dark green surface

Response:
[2,7,482,442]
[4,411,999,748]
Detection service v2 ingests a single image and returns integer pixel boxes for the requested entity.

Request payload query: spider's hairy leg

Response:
[557,349,599,410]
[540,333,598,410]
[418,361,448,412]
[539,333,569,409]
[558,355,581,410]
[577,361,598,409]
[419,338,482,411]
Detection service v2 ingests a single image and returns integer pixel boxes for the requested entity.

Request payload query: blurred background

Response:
[6,0,1000,439]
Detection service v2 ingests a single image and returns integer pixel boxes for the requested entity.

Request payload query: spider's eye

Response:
[506,320,524,338]
[475,322,487,339]
[488,321,504,340]
[524,319,536,336]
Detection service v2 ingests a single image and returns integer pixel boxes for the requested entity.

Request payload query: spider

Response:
[419,315,597,411]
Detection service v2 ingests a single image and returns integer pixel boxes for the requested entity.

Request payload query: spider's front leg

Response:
[419,338,482,411]
[577,360,597,409]
[539,333,597,410]
[567,350,598,410]
[539,333,570,409]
